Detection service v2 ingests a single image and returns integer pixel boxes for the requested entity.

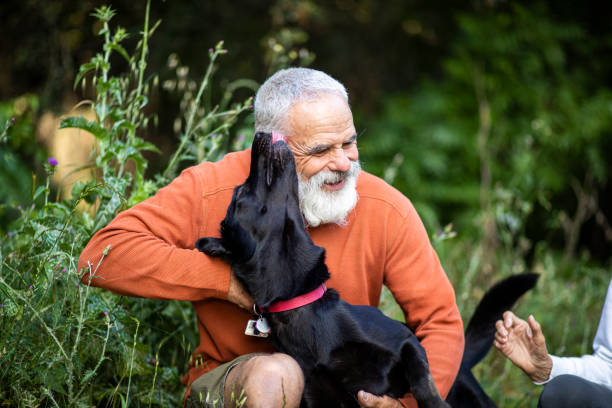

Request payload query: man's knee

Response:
[251,353,302,378]
[226,353,304,407]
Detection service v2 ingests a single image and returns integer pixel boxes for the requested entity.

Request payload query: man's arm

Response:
[383,202,464,407]
[78,165,250,305]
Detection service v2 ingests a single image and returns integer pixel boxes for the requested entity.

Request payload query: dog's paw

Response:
[195,237,231,259]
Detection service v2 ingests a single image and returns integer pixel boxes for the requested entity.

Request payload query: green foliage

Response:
[0,3,253,407]
[0,95,42,229]
[161,41,254,182]
[359,3,612,260]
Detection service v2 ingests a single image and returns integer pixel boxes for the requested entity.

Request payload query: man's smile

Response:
[322,179,345,191]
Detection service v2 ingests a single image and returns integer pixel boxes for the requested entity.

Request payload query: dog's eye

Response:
[260,206,267,214]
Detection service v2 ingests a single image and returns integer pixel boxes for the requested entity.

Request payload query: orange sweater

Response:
[78,149,464,407]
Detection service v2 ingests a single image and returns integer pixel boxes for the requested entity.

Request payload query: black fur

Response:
[196,132,538,407]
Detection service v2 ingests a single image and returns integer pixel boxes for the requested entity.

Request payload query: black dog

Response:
[196,132,537,407]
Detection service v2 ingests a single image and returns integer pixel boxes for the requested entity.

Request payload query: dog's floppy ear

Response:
[196,237,232,261]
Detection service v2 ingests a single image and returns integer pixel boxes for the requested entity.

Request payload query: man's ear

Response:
[195,237,232,260]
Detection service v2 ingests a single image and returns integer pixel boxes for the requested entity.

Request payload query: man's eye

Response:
[308,148,328,156]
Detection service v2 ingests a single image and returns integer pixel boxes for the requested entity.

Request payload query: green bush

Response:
[0,3,252,407]
[359,3,612,262]
[0,94,42,230]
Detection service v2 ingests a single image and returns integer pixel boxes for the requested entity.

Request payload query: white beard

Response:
[298,160,361,227]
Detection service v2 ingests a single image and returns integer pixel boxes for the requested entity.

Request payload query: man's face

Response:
[285,93,360,227]
[286,93,359,185]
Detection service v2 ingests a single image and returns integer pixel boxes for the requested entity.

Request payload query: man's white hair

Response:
[254,67,348,134]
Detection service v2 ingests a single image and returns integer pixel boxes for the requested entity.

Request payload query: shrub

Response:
[0,3,252,406]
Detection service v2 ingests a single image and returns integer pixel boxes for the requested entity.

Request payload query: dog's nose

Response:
[271,132,287,144]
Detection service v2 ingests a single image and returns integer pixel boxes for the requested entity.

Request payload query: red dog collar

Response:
[260,284,327,313]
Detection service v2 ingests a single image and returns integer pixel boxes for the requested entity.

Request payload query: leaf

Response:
[131,137,160,154]
[108,43,131,64]
[74,62,97,90]
[59,116,110,141]
[32,185,48,202]
[110,119,136,135]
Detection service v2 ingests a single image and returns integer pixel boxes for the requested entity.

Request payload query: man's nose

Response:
[328,147,352,173]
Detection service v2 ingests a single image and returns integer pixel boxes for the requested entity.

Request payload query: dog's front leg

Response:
[400,339,451,408]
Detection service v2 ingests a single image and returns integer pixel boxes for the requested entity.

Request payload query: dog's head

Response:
[196,132,329,308]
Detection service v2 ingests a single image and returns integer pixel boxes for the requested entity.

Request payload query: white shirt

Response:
[545,278,612,389]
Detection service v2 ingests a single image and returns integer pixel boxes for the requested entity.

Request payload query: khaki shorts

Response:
[185,353,262,408]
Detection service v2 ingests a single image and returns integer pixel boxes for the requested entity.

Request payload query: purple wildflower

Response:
[75,283,79,287]
[29,285,33,290]
[47,157,58,166]
[7,232,12,238]
[62,268,66,273]
[104,311,109,315]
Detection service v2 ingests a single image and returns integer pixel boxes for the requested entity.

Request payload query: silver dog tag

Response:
[255,316,271,334]
[245,319,269,338]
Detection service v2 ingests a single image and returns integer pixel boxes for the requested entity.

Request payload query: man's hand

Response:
[494,311,553,383]
[227,271,254,310]
[357,391,403,408]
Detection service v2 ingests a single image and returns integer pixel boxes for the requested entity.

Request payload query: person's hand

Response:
[357,391,403,407]
[494,311,553,383]
[227,272,254,310]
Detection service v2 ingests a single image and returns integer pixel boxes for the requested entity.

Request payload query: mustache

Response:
[306,160,361,186]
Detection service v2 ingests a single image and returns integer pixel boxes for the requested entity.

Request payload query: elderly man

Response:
[78,68,464,408]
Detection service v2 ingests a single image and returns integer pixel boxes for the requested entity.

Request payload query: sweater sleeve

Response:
[77,165,231,301]
[383,201,464,407]
[544,279,612,388]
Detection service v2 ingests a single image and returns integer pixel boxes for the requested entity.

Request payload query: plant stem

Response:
[162,50,220,180]
[131,0,151,142]
[100,20,112,126]
[125,317,140,407]
[0,276,69,361]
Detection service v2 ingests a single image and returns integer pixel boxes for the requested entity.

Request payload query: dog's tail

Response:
[461,273,539,369]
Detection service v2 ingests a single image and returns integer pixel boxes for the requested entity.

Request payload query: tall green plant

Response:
[0,3,255,406]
